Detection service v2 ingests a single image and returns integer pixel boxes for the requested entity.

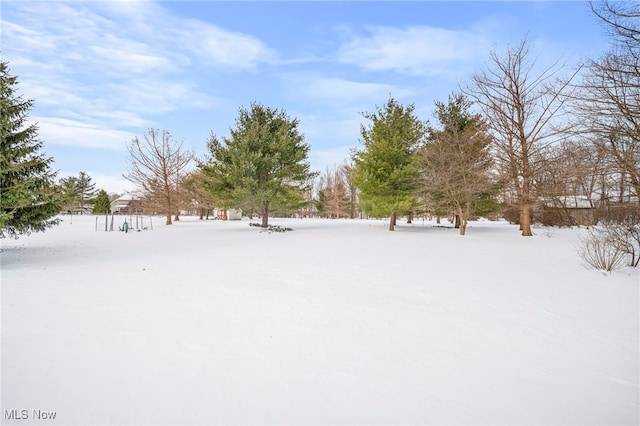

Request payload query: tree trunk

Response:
[165,212,172,225]
[456,206,467,235]
[199,209,204,220]
[389,212,396,231]
[174,211,180,221]
[454,214,461,229]
[436,216,441,224]
[261,201,270,228]
[407,214,412,224]
[520,204,532,236]
[459,218,467,235]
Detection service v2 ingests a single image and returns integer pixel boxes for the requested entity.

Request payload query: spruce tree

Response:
[1,61,61,238]
[59,175,81,213]
[77,171,98,214]
[92,189,111,214]
[352,97,424,230]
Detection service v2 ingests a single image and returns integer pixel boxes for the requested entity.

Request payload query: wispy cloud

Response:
[337,25,492,77]
[175,21,278,69]
[283,74,415,106]
[1,0,277,150]
[31,117,136,150]
[306,77,397,101]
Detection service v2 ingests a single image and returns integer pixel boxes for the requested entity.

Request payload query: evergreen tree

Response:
[352,97,424,231]
[59,175,81,214]
[180,169,219,220]
[201,102,316,228]
[77,171,98,214]
[0,61,60,238]
[421,94,496,235]
[92,189,111,214]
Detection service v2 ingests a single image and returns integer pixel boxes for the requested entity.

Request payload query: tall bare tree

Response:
[571,2,640,209]
[590,1,640,50]
[316,165,351,219]
[124,129,193,225]
[340,161,359,219]
[465,38,578,236]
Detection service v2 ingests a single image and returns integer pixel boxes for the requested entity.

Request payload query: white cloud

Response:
[175,21,278,69]
[337,26,492,77]
[1,0,277,151]
[87,45,177,76]
[284,74,415,108]
[32,117,135,150]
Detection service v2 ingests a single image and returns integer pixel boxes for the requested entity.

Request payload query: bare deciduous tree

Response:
[571,2,640,208]
[590,1,640,50]
[316,165,351,219]
[340,161,359,219]
[124,129,193,225]
[465,38,579,236]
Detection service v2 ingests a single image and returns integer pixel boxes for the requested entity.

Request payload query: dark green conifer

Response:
[92,189,111,214]
[1,61,61,238]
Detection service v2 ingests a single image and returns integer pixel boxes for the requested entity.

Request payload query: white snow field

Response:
[1,215,638,425]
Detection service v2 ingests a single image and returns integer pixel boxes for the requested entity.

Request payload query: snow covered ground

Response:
[1,215,638,425]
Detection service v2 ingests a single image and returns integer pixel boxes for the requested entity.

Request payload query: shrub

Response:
[249,222,293,233]
[603,214,640,267]
[578,228,627,272]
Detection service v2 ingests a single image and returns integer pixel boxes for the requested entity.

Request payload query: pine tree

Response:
[201,102,316,228]
[59,175,81,214]
[1,61,61,238]
[77,171,98,214]
[92,189,111,214]
[421,94,496,235]
[352,97,424,231]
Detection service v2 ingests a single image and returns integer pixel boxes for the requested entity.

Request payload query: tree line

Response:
[1,1,637,240]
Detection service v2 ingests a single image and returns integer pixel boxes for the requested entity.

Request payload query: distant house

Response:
[111,193,143,215]
[538,194,639,226]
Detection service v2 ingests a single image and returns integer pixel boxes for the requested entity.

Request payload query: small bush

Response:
[578,228,627,272]
[603,214,640,267]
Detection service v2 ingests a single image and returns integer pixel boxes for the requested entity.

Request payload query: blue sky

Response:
[3,1,608,194]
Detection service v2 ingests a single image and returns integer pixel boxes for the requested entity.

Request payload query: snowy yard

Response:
[1,215,638,425]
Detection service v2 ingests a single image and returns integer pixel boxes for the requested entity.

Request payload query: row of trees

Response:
[342,1,638,235]
[115,1,640,236]
[2,1,637,241]
[123,103,316,228]
[58,171,112,215]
